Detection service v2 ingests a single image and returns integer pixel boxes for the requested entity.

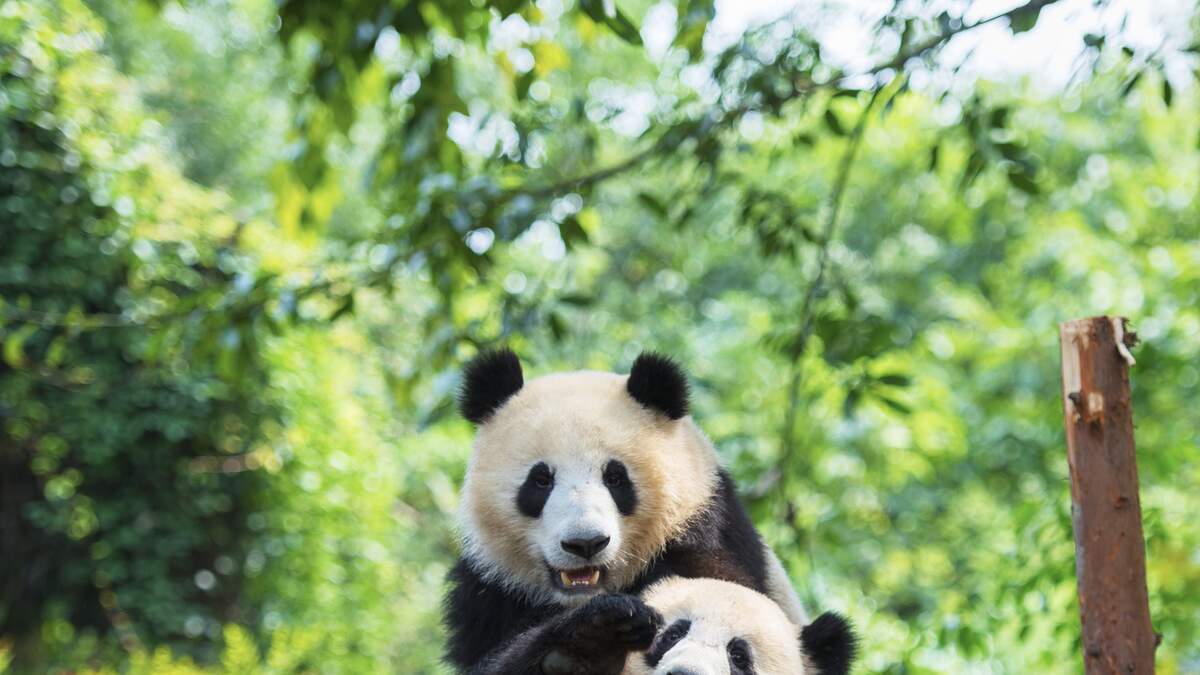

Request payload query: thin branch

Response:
[861,0,1060,77]
[514,0,1063,200]
[771,86,884,503]
[513,144,665,199]
[0,307,134,329]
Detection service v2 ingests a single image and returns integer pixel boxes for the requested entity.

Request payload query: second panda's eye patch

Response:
[644,619,691,667]
[602,460,637,516]
[516,462,554,518]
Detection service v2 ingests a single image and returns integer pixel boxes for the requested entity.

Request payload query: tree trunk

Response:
[1058,316,1155,674]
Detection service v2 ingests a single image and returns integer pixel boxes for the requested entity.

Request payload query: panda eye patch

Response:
[601,460,637,516]
[727,638,753,671]
[663,620,689,643]
[644,619,691,667]
[516,462,554,518]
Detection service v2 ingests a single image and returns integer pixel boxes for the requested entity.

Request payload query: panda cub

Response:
[444,350,806,674]
[628,577,857,675]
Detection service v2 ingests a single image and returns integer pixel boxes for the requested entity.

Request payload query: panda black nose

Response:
[561,535,610,559]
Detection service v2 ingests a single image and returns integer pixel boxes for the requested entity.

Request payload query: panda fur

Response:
[443,350,807,674]
[628,577,857,675]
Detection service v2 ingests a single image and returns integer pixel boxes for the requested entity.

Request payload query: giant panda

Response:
[627,577,857,675]
[443,349,806,674]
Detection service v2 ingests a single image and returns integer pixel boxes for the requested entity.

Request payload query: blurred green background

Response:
[1,0,1198,672]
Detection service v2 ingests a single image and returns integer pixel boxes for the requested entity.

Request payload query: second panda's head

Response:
[457,349,719,605]
[630,577,858,675]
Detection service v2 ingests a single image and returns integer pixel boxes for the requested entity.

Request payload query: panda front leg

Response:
[470,594,661,675]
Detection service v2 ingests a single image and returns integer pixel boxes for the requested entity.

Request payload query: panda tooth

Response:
[560,571,572,586]
[588,570,600,585]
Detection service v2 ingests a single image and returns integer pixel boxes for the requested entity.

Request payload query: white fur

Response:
[536,460,624,574]
[625,578,807,675]
[764,546,808,625]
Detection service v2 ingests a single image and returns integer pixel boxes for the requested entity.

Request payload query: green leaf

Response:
[824,108,847,136]
[1006,167,1040,195]
[559,215,590,248]
[989,106,1010,129]
[843,388,861,419]
[579,0,608,23]
[1162,77,1174,107]
[3,323,38,368]
[878,373,912,387]
[579,0,643,46]
[673,0,714,62]
[603,7,643,46]
[876,394,913,416]
[1120,70,1143,98]
[329,295,355,322]
[515,71,535,101]
[1008,4,1043,34]
[491,0,525,17]
[549,311,568,341]
[558,294,595,306]
[637,192,668,217]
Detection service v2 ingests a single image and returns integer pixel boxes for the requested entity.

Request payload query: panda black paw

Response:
[541,594,662,674]
[567,593,663,648]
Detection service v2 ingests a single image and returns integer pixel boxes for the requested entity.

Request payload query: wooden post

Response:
[1058,316,1155,674]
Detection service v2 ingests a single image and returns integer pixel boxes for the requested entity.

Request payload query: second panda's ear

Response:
[459,348,524,425]
[800,612,857,675]
[626,352,689,420]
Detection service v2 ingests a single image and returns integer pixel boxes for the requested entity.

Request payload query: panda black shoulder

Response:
[443,558,553,670]
[635,469,768,593]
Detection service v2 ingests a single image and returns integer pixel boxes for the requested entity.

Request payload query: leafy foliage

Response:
[2,0,1199,673]
[0,0,271,661]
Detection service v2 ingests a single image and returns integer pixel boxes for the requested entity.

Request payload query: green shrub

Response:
[0,0,270,663]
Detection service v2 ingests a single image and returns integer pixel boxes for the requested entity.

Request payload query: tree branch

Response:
[513,0,1063,200]
[770,85,883,503]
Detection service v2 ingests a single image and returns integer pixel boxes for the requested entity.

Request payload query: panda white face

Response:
[631,578,806,675]
[458,355,720,605]
[517,454,636,594]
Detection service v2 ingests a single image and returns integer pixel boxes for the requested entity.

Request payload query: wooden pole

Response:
[1058,316,1155,674]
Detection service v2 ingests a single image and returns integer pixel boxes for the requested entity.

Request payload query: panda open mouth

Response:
[552,566,604,591]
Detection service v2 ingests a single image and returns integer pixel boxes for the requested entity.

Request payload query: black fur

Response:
[727,636,754,675]
[626,352,689,419]
[801,611,858,675]
[443,563,660,675]
[459,348,524,424]
[516,462,554,518]
[540,594,661,675]
[443,468,770,673]
[633,470,768,592]
[602,460,637,516]
[644,619,690,668]
[443,559,554,672]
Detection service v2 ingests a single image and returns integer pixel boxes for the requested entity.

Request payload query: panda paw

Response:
[567,593,663,649]
[541,594,662,674]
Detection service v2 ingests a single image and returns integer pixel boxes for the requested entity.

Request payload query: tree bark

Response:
[1058,316,1155,674]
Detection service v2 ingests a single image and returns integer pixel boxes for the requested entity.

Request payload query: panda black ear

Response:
[626,352,689,420]
[459,348,524,425]
[800,612,857,675]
